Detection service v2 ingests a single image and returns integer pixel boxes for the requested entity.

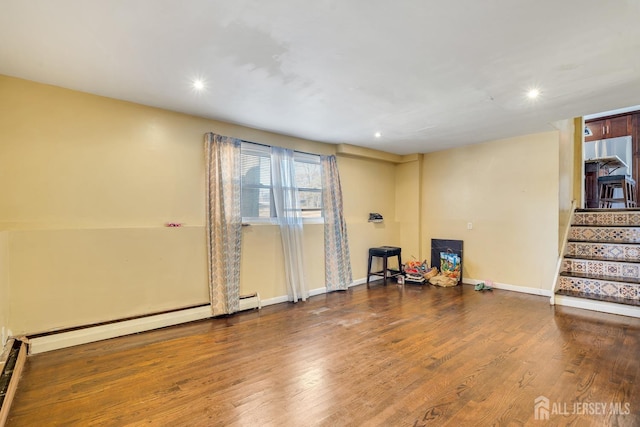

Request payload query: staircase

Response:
[554,208,640,317]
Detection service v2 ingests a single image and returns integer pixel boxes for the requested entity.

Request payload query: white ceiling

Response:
[1,0,640,154]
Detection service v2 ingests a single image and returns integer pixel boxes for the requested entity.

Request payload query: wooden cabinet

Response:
[584,161,601,208]
[585,115,632,141]
[585,119,605,141]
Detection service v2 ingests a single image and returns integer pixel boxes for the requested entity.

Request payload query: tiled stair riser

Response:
[565,242,640,262]
[569,227,640,243]
[559,210,640,308]
[573,211,640,226]
[558,276,639,301]
[562,259,640,279]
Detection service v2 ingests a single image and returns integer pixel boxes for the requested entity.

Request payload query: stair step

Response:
[573,210,640,226]
[555,289,640,307]
[557,209,640,314]
[564,254,640,264]
[565,241,640,262]
[571,224,639,228]
[557,276,640,301]
[559,271,640,285]
[562,258,640,280]
[575,208,640,213]
[568,226,640,243]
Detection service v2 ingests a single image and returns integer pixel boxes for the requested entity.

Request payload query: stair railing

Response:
[550,199,577,305]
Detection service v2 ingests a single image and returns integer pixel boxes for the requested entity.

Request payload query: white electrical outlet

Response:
[467,222,473,230]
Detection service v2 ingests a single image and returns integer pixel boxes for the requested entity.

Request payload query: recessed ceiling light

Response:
[527,88,541,99]
[193,79,205,90]
[374,132,382,138]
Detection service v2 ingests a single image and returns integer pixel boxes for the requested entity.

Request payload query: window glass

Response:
[241,143,273,220]
[240,142,323,223]
[294,153,322,219]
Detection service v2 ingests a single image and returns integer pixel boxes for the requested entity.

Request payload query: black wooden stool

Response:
[367,246,402,287]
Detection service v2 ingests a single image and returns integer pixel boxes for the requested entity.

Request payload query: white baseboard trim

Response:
[309,287,328,298]
[261,295,290,307]
[554,295,640,318]
[464,278,553,298]
[352,277,369,286]
[28,306,212,355]
[261,277,370,307]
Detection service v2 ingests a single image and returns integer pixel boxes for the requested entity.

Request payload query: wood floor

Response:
[7,282,640,426]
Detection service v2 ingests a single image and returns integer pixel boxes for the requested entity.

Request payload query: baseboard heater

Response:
[239,292,261,311]
[26,305,213,355]
[25,294,262,355]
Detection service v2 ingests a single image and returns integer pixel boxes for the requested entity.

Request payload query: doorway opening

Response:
[583,106,640,209]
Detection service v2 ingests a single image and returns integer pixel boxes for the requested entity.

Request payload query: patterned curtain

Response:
[204,133,242,315]
[271,147,308,302]
[321,155,353,291]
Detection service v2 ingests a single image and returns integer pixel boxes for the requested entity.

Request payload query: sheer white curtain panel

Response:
[271,146,308,302]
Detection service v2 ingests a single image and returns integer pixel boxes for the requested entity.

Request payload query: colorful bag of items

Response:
[403,259,438,284]
[403,259,428,283]
[428,251,461,287]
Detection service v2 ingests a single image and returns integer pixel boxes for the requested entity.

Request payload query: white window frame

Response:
[240,142,324,225]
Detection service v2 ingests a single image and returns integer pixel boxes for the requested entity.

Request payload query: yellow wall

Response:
[556,118,577,249]
[0,74,567,335]
[395,159,422,261]
[421,131,560,291]
[7,228,209,333]
[0,75,398,335]
[239,224,326,299]
[338,156,401,277]
[0,232,9,345]
[573,117,584,205]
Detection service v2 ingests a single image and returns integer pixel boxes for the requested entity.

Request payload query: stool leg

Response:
[623,181,630,208]
[382,256,388,286]
[602,184,613,208]
[598,183,606,208]
[366,254,372,288]
[397,253,402,277]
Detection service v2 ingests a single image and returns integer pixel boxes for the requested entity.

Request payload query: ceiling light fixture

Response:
[527,88,541,99]
[193,79,205,91]
[374,132,382,138]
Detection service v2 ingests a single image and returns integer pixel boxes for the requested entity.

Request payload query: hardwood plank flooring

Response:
[6,283,640,426]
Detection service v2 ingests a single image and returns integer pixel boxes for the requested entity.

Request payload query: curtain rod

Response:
[240,139,321,157]
[206,132,325,157]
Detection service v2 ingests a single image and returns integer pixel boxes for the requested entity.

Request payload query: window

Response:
[241,143,273,220]
[294,152,322,220]
[240,142,323,223]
